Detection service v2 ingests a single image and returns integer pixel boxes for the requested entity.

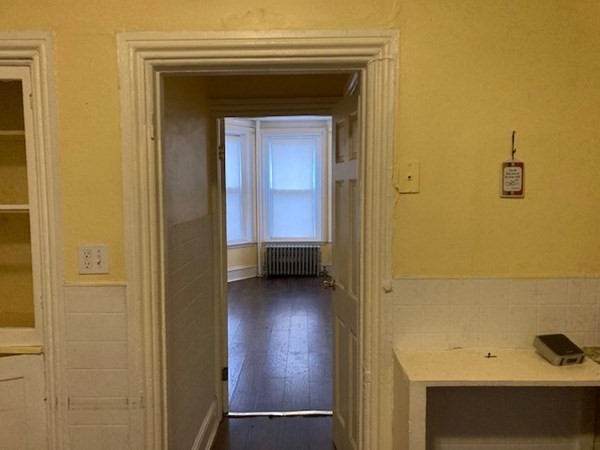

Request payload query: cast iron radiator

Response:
[264,244,320,276]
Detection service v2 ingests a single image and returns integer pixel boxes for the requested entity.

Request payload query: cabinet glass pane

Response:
[0,80,25,131]
[0,138,28,204]
[0,214,35,328]
[0,78,33,329]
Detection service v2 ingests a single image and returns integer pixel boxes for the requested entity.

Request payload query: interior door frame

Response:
[118,30,397,450]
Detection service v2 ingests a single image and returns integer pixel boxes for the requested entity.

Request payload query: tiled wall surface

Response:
[64,284,131,450]
[62,217,219,450]
[393,278,600,449]
[165,215,217,450]
[392,277,600,350]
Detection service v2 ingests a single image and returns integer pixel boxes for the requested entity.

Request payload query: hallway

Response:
[212,276,333,449]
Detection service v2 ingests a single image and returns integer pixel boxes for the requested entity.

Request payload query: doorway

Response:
[223,114,336,416]
[119,30,397,450]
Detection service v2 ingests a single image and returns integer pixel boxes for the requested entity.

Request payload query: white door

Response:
[216,117,229,413]
[330,80,361,450]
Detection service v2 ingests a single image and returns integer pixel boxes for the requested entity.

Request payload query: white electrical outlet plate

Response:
[78,245,109,274]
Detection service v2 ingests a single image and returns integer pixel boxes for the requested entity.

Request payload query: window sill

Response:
[227,242,257,249]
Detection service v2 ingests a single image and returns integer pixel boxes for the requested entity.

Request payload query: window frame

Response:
[224,117,332,247]
[224,121,256,246]
[259,123,330,243]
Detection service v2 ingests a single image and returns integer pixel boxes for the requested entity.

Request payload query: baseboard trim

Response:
[192,397,220,450]
[227,265,257,282]
[228,410,332,417]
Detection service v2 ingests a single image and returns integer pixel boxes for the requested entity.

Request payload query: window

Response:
[225,117,330,245]
[225,123,255,245]
[261,129,327,241]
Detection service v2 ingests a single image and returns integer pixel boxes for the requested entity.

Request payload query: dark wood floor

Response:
[227,276,333,412]
[211,416,334,450]
[211,276,333,450]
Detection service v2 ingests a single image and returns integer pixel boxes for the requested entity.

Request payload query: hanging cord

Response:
[511,130,517,160]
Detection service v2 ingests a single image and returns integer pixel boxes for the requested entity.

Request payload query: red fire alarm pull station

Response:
[501,131,525,198]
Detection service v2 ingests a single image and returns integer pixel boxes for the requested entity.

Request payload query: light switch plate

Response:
[397,161,420,193]
[78,245,109,274]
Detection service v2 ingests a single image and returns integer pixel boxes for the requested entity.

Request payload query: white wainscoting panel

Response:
[227,264,258,282]
[64,284,131,449]
[165,215,219,450]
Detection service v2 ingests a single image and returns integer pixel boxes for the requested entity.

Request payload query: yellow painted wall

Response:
[395,0,600,277]
[0,0,599,280]
[227,244,331,271]
[0,0,399,282]
[227,246,257,270]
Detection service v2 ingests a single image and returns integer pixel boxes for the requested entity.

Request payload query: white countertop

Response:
[394,348,600,387]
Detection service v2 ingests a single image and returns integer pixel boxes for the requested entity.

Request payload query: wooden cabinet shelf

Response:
[0,345,43,356]
[0,130,25,140]
[0,205,29,212]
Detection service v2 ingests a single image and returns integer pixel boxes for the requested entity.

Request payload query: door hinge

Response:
[132,395,144,409]
[221,366,228,381]
[29,93,33,110]
[218,144,225,161]
[149,113,156,141]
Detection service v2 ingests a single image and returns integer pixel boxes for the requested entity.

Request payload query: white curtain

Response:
[265,135,321,240]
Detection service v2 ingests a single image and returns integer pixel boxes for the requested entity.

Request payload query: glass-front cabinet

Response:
[0,67,43,347]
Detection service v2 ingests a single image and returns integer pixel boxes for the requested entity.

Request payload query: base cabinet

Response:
[0,355,46,450]
[394,348,600,449]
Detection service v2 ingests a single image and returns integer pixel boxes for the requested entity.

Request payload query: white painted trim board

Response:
[118,30,397,450]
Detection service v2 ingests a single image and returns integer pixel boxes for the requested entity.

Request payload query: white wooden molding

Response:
[209,97,342,117]
[227,265,258,282]
[0,345,44,355]
[191,397,220,450]
[0,32,63,450]
[118,30,397,450]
